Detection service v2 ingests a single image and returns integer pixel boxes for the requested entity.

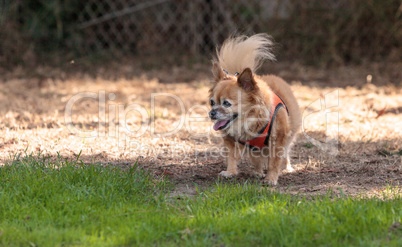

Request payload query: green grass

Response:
[0,153,401,246]
[303,142,316,149]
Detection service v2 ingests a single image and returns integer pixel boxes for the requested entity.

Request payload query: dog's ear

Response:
[237,68,257,91]
[212,63,225,82]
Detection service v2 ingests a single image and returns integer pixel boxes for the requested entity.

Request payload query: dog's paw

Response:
[253,171,266,179]
[219,171,237,178]
[262,178,278,186]
[283,165,294,173]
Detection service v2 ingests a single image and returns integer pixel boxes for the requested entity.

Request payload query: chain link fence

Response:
[1,0,400,65]
[74,0,290,55]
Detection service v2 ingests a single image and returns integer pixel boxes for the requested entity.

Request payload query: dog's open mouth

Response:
[213,114,238,131]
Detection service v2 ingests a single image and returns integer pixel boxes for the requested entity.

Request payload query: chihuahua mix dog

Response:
[209,34,302,185]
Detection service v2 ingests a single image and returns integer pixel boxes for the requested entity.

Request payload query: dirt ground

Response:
[1,62,401,197]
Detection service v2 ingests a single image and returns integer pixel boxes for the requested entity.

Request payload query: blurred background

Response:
[1,0,401,74]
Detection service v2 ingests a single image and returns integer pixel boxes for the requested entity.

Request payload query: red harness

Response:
[237,93,288,151]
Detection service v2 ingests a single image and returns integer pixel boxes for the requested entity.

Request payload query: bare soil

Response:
[1,62,401,197]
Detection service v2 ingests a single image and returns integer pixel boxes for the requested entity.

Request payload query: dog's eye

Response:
[210,99,215,106]
[223,100,231,108]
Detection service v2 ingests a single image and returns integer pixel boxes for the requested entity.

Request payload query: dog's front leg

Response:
[264,109,290,185]
[219,139,240,178]
[249,154,266,178]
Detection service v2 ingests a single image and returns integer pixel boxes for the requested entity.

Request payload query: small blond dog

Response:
[208,34,302,185]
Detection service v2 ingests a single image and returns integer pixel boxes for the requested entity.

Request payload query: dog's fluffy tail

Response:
[215,33,275,75]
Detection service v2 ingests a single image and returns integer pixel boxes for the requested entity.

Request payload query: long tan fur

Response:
[209,34,302,185]
[215,34,275,75]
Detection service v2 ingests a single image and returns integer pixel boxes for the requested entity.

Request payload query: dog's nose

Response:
[209,110,217,119]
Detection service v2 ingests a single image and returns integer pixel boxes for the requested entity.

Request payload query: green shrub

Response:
[270,0,401,65]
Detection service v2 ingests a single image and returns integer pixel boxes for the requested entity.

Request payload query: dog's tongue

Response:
[213,120,229,131]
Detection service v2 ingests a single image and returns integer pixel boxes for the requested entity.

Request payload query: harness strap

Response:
[237,93,288,151]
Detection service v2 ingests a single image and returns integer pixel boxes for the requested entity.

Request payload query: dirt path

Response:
[1,64,401,196]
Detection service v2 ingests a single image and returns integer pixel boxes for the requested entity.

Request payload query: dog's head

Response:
[209,64,267,138]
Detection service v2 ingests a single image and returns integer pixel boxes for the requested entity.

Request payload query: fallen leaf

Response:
[376,107,387,119]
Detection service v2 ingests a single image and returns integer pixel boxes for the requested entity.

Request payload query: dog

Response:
[209,34,302,185]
